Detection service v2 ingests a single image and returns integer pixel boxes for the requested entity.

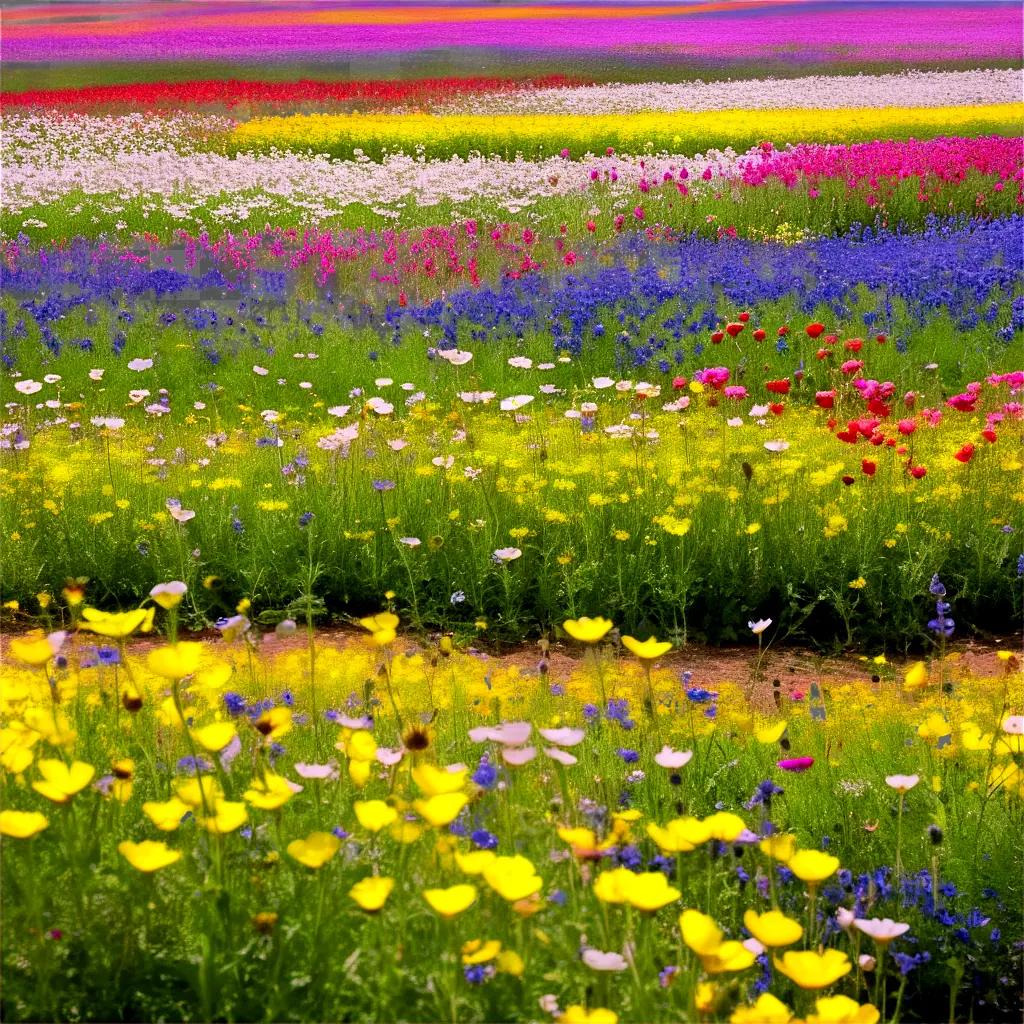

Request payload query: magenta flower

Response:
[777,757,815,772]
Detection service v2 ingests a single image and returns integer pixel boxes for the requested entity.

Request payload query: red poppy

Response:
[725,322,744,337]
[981,428,997,443]
[672,376,688,390]
[805,322,825,339]
[738,311,750,323]
[769,403,785,416]
[844,338,863,352]
[816,348,830,360]
[875,333,887,344]
[814,391,835,409]
[861,459,877,476]
[710,331,725,344]
[954,444,975,463]
[777,325,790,337]
[765,379,791,395]
[908,465,928,479]
[753,328,766,342]
[842,475,855,486]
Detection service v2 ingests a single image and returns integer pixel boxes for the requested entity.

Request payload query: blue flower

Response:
[470,829,498,850]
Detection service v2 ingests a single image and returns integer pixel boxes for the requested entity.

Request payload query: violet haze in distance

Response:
[2,3,1021,64]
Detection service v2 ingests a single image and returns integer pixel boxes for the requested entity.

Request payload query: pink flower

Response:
[777,757,814,772]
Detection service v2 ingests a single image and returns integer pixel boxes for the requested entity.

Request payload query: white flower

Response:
[14,380,42,395]
[592,376,615,389]
[327,405,351,417]
[375,377,393,387]
[1001,715,1024,735]
[544,747,578,766]
[89,368,105,381]
[493,546,522,562]
[253,365,269,376]
[539,727,585,747]
[854,918,911,943]
[169,506,195,523]
[43,374,61,384]
[764,440,790,452]
[365,397,393,415]
[127,358,153,372]
[128,389,150,403]
[727,416,744,427]
[748,618,773,635]
[654,745,693,769]
[836,907,856,930]
[499,395,533,412]
[469,721,532,746]
[399,537,421,548]
[885,774,919,793]
[582,949,628,972]
[149,581,187,604]
[502,746,537,766]
[436,348,473,365]
[458,391,495,404]
[508,356,533,369]
[749,403,770,417]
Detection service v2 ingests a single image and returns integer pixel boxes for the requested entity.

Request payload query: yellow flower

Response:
[746,523,762,535]
[174,775,223,808]
[0,809,48,838]
[358,611,400,647]
[621,871,681,911]
[743,909,804,947]
[79,606,155,638]
[621,635,672,660]
[287,831,341,869]
[461,938,502,964]
[917,713,950,743]
[483,855,543,902]
[192,722,237,752]
[904,661,928,691]
[788,850,841,884]
[10,632,62,667]
[32,759,95,803]
[731,993,794,1024]
[343,729,378,762]
[142,797,191,832]
[848,577,867,590]
[593,866,636,904]
[455,849,497,875]
[118,840,182,873]
[680,909,724,956]
[495,949,525,976]
[647,815,712,856]
[774,949,852,990]
[244,773,297,811]
[254,707,292,739]
[423,884,477,918]
[196,800,248,835]
[806,996,880,1024]
[759,834,798,862]
[704,812,747,842]
[354,800,398,832]
[147,642,204,680]
[755,721,787,744]
[560,1007,618,1024]
[414,792,469,827]
[412,763,467,796]
[349,876,394,912]
[562,616,613,643]
[702,942,758,974]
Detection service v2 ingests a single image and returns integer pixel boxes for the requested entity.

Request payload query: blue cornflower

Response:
[298,512,314,528]
[97,646,121,666]
[177,755,211,775]
[744,779,784,810]
[472,757,498,790]
[617,748,640,764]
[281,690,295,708]
[470,829,498,850]
[686,687,717,704]
[548,890,568,906]
[372,479,396,492]
[582,702,600,722]
[463,965,489,985]
[223,691,246,716]
[450,590,467,606]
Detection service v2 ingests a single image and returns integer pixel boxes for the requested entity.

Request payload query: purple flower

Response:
[372,479,396,492]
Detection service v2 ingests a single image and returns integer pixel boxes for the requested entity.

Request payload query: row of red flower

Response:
[0,75,585,111]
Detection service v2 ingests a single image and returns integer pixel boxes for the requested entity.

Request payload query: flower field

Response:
[1,3,1022,1023]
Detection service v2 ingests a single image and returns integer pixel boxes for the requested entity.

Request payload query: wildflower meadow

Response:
[1,3,1022,1023]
